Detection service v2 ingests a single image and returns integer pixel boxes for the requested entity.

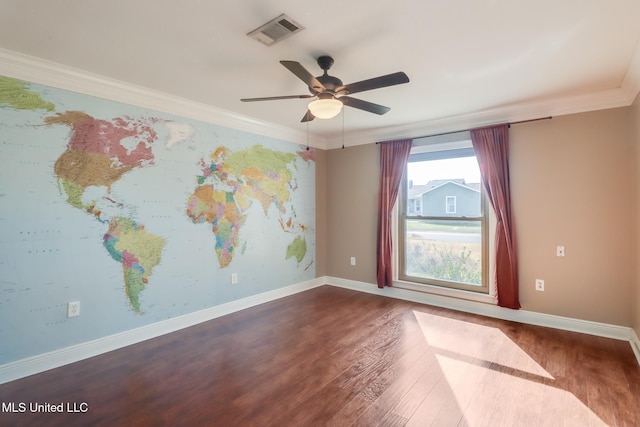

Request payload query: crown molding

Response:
[621,37,640,104]
[333,40,640,150]
[2,46,638,152]
[0,48,329,150]
[332,85,636,149]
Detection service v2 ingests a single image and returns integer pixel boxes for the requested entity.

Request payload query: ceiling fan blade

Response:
[241,94,315,102]
[340,96,390,115]
[337,72,409,96]
[301,110,315,122]
[280,60,326,93]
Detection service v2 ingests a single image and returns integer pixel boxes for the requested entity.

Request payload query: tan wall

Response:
[632,93,640,335]
[511,109,633,326]
[326,143,379,283]
[324,108,634,326]
[315,149,328,277]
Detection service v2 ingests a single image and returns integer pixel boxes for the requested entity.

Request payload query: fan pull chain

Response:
[342,108,345,149]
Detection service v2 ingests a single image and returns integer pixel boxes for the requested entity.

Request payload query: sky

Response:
[408,156,481,185]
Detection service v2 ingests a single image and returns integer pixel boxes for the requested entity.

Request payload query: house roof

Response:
[409,179,480,198]
[408,184,433,199]
[1,1,639,148]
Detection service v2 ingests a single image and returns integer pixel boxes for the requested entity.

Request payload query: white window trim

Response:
[445,196,456,214]
[392,200,496,304]
[393,131,497,301]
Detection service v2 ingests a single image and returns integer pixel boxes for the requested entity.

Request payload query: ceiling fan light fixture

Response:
[308,97,343,119]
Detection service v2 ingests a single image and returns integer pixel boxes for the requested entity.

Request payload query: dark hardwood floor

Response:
[1,285,639,426]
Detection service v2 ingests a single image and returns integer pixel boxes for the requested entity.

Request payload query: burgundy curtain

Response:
[470,124,520,309]
[376,139,413,288]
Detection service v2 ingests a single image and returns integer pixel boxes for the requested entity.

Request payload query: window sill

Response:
[393,280,496,305]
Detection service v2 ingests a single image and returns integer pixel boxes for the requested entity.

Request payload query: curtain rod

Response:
[376,116,552,143]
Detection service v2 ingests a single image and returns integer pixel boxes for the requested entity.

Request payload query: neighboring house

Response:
[407,182,432,216]
[408,179,481,217]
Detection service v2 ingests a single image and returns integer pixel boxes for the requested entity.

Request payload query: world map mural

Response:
[0,76,315,362]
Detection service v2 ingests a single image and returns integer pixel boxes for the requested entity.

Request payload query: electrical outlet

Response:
[556,245,565,257]
[67,301,80,317]
[535,279,544,291]
[350,257,356,266]
[231,273,238,284]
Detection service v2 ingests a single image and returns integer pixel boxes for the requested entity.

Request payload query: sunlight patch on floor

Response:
[411,310,607,426]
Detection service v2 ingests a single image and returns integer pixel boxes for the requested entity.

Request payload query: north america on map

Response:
[0,76,314,314]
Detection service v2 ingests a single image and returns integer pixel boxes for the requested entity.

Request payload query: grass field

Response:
[405,235,482,285]
[405,219,481,233]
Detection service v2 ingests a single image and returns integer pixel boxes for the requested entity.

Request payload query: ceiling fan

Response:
[241,55,410,122]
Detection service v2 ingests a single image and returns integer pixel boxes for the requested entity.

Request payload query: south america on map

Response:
[0,76,315,317]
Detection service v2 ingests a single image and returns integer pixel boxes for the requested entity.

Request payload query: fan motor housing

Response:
[313,74,343,94]
[307,55,342,94]
[240,54,409,121]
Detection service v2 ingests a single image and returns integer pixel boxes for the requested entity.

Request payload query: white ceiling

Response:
[1,0,640,148]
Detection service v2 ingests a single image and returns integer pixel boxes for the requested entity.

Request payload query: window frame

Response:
[397,135,489,294]
[445,196,457,214]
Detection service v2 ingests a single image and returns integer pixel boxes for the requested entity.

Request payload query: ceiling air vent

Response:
[247,14,305,46]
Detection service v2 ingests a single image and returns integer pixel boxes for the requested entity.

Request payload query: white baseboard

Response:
[0,278,325,385]
[2,276,637,384]
[326,277,635,343]
[631,329,640,367]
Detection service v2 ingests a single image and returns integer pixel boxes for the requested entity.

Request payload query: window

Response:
[398,134,488,293]
[445,196,456,214]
